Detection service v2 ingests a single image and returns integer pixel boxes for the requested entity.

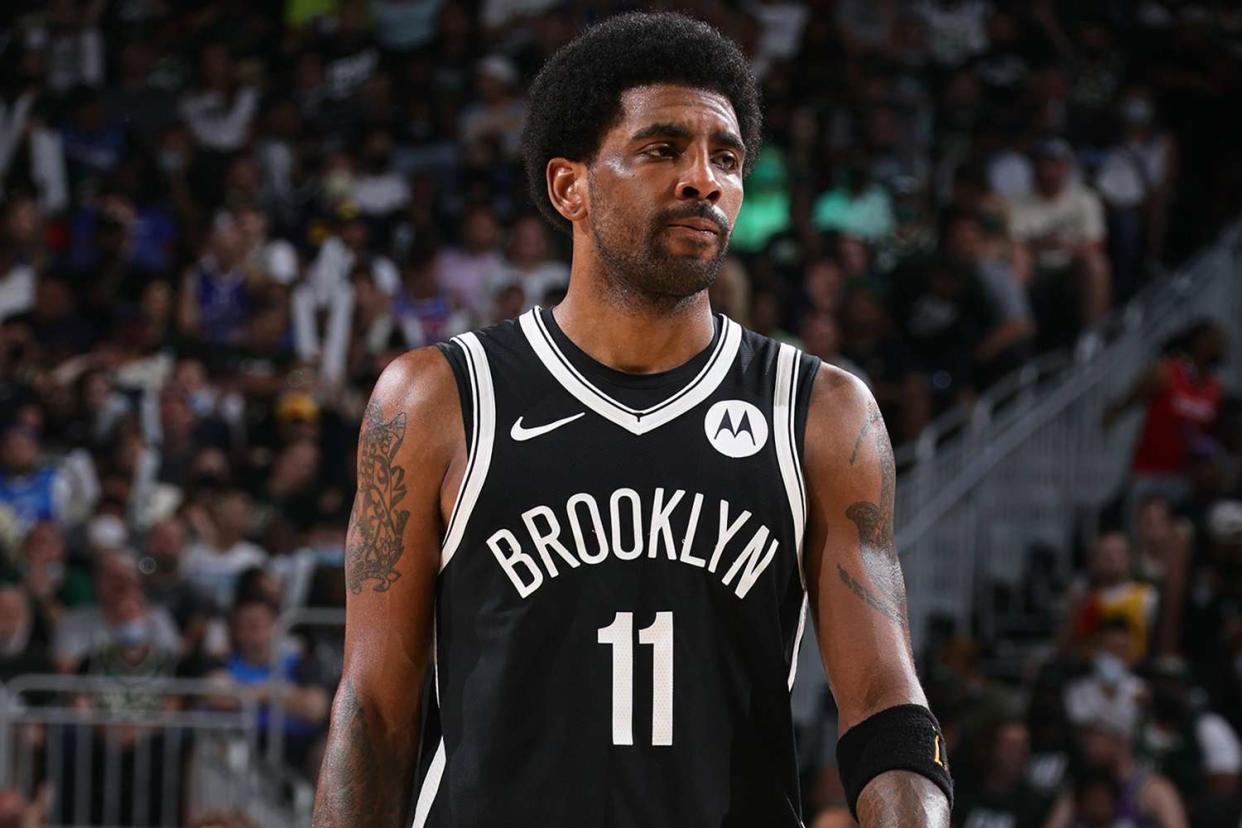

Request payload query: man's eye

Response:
[716,154,739,170]
[644,145,676,158]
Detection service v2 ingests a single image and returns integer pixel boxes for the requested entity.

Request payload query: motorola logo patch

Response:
[704,400,769,459]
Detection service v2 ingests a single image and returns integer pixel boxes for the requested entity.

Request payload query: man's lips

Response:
[667,218,722,235]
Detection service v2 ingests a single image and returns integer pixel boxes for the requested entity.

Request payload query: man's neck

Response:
[554,251,715,375]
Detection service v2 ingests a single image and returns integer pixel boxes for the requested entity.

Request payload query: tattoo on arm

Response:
[346,401,411,594]
[842,398,908,626]
[837,563,904,625]
[313,678,416,828]
[849,401,880,465]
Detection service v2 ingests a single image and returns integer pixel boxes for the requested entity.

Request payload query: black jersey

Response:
[415,307,820,828]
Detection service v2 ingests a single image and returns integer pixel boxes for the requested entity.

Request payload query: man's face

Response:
[1090,532,1130,585]
[1035,157,1069,195]
[580,84,745,305]
[232,604,275,661]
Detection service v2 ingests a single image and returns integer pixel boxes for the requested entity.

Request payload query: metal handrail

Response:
[267,607,346,768]
[893,217,1242,649]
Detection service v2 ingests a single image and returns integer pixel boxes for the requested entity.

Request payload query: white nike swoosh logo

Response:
[510,412,586,441]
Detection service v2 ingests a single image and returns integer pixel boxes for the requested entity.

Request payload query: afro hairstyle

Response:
[521,11,763,234]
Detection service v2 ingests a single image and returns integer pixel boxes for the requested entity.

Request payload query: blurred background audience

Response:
[0,0,1240,825]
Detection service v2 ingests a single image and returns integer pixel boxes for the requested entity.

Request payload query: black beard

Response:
[587,178,729,309]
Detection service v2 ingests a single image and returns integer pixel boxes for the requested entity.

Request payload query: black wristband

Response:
[835,703,953,821]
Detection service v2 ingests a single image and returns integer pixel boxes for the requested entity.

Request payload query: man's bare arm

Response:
[313,348,463,828]
[803,363,950,828]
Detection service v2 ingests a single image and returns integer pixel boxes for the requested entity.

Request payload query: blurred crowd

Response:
[796,317,1241,827]
[0,0,1241,824]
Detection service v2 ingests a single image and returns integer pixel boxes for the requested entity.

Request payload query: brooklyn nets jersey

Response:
[413,306,820,827]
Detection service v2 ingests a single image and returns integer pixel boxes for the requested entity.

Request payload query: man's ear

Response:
[547,158,588,224]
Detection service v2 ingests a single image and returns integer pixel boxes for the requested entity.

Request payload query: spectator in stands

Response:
[179,42,260,157]
[839,286,931,445]
[0,1,1236,819]
[953,716,1052,828]
[182,488,267,612]
[1064,617,1150,738]
[1134,494,1179,585]
[501,213,568,309]
[1106,319,1228,524]
[53,550,181,673]
[0,582,53,681]
[941,207,1035,384]
[435,204,508,322]
[1044,706,1188,828]
[892,257,1002,411]
[178,220,254,347]
[208,597,330,775]
[460,54,527,162]
[1094,89,1178,302]
[1137,656,1241,818]
[392,242,470,350]
[0,46,68,213]
[1060,531,1158,665]
[0,425,67,537]
[351,130,410,244]
[140,516,216,661]
[1185,500,1242,731]
[1006,138,1111,348]
[16,520,69,632]
[812,162,895,243]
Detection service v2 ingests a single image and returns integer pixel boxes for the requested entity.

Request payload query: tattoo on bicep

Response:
[842,398,908,626]
[345,401,411,594]
[849,401,880,465]
[313,679,409,827]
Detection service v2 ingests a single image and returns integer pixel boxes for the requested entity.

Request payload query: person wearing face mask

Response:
[1064,618,1149,740]
[59,589,183,826]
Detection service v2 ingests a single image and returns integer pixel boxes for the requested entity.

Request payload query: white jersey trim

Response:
[787,594,809,690]
[518,307,742,436]
[410,738,445,828]
[440,332,496,571]
[773,344,808,586]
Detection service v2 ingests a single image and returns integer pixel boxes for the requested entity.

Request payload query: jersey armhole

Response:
[436,334,497,572]
[437,340,476,449]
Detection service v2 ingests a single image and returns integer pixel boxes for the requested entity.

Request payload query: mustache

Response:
[655,203,729,236]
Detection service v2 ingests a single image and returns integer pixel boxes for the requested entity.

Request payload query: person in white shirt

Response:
[295,205,399,389]
[182,489,268,612]
[179,43,259,154]
[1093,91,1177,302]
[1007,138,1111,343]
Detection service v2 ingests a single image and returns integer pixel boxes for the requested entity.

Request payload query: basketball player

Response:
[313,12,951,828]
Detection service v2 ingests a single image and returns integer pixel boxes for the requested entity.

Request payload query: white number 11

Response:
[596,611,673,746]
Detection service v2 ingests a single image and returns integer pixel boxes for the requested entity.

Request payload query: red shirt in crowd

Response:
[1132,357,1223,474]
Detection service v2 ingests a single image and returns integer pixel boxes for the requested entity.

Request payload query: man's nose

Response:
[676,151,722,203]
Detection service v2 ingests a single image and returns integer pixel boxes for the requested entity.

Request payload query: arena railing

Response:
[894,219,1242,654]
[266,606,345,774]
[0,674,306,828]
